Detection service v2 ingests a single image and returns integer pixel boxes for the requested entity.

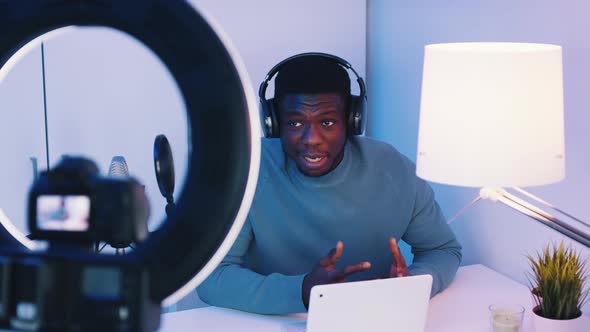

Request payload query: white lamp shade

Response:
[416,42,565,187]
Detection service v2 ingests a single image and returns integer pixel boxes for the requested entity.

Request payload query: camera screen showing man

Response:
[37,195,91,232]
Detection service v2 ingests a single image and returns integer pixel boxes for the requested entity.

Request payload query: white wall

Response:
[45,27,189,234]
[0,46,46,237]
[190,0,367,97]
[0,0,366,236]
[0,27,189,237]
[0,0,366,310]
[368,0,590,315]
[173,0,367,311]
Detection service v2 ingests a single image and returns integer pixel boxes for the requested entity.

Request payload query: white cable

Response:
[447,195,482,224]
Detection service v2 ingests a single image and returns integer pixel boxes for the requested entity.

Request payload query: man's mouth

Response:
[304,155,324,163]
[298,152,330,175]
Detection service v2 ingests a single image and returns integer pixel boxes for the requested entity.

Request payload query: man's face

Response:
[278,93,347,177]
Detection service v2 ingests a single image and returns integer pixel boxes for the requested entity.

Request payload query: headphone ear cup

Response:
[349,95,366,135]
[259,99,271,138]
[260,98,280,138]
[269,100,280,138]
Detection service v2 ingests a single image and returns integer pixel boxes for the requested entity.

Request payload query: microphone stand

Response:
[165,194,175,218]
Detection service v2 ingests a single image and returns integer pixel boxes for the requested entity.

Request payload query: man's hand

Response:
[389,237,411,278]
[302,241,371,308]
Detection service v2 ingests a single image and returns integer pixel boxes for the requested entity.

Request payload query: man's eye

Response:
[322,121,335,127]
[288,121,302,127]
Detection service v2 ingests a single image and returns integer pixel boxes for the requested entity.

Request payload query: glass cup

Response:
[489,304,525,332]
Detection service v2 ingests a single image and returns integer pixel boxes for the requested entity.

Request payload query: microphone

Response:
[153,135,176,217]
[108,156,129,178]
[105,155,135,255]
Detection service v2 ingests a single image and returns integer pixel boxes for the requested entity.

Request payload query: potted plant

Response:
[527,241,589,332]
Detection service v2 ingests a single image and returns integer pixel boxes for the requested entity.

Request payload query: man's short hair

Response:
[274,56,351,101]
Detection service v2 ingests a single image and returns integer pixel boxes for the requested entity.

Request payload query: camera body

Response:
[27,156,149,248]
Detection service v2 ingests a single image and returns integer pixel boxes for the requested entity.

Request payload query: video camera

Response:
[27,156,149,250]
[0,156,159,331]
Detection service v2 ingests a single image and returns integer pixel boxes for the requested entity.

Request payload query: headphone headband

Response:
[258,52,366,101]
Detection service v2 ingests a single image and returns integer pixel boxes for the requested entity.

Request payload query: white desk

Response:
[160,264,590,331]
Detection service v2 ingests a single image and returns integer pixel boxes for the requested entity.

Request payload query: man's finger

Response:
[389,237,408,269]
[397,265,409,277]
[319,248,336,267]
[333,241,343,262]
[342,261,371,276]
[320,241,343,267]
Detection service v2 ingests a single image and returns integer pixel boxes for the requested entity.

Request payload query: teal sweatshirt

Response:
[197,136,462,314]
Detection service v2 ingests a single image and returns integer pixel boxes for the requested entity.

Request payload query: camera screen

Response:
[37,195,91,232]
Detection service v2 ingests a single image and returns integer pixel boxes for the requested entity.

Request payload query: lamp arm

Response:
[484,187,590,248]
[511,187,590,228]
[446,189,555,225]
[445,187,590,247]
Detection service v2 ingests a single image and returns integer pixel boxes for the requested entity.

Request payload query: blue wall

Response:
[368,0,590,314]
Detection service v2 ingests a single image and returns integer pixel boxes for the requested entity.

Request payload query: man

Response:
[197,54,462,314]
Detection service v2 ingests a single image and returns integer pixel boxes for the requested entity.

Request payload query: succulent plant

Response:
[527,241,589,320]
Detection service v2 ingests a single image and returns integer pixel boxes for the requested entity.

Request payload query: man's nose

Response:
[302,124,321,146]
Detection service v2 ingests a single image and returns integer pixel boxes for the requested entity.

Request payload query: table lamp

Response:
[416,42,590,247]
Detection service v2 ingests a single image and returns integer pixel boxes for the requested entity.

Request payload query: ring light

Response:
[0,0,260,307]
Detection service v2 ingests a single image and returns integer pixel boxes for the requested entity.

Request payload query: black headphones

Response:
[258,52,367,138]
